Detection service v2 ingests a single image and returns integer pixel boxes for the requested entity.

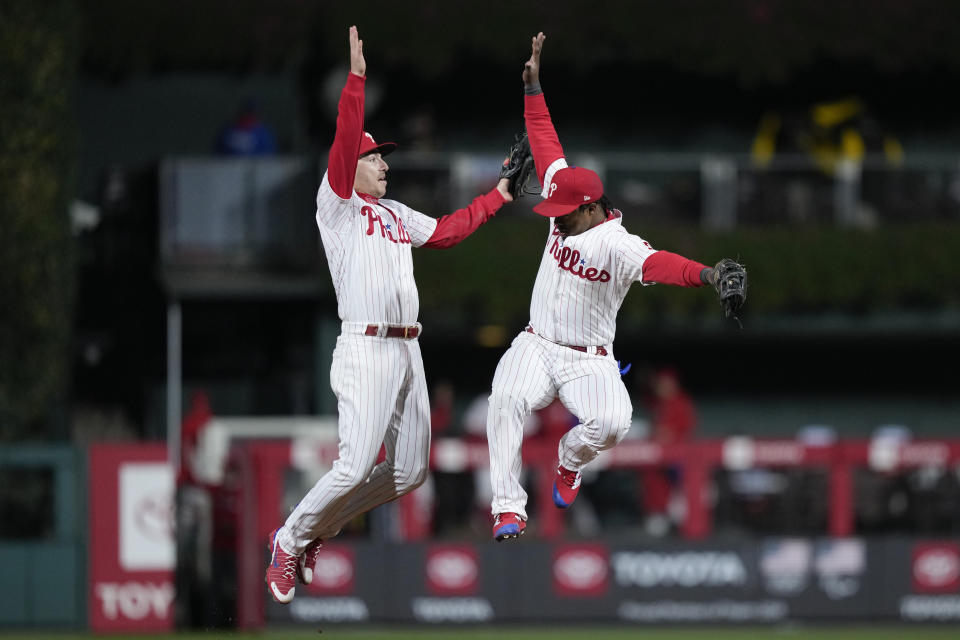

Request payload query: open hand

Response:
[522,32,545,87]
[349,25,366,77]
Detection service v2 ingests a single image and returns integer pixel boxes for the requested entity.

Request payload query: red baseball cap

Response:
[533,166,604,217]
[359,131,397,157]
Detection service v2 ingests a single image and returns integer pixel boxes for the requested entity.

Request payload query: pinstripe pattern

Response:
[487,210,656,520]
[274,175,437,555]
[487,331,632,518]
[315,171,438,325]
[529,212,657,347]
[279,333,430,554]
[488,88,676,524]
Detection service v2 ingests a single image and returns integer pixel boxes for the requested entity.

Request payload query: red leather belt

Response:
[525,326,607,356]
[365,324,419,339]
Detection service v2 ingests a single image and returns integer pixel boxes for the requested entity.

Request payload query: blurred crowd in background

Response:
[5,0,960,545]
[6,2,960,631]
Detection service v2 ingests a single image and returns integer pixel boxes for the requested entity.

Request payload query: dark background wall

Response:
[6,0,960,440]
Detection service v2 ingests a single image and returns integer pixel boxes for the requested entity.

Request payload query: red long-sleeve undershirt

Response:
[421,190,504,249]
[643,250,709,287]
[327,73,365,199]
[328,72,503,248]
[524,92,565,186]
[524,90,707,287]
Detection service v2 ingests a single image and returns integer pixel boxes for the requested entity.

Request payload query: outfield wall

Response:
[264,537,960,626]
[54,437,960,632]
[227,437,960,629]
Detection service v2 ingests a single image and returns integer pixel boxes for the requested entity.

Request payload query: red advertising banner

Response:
[88,443,174,632]
[912,542,960,594]
[426,545,480,596]
[552,543,610,598]
[303,546,356,595]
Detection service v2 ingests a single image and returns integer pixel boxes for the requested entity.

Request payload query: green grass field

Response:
[5,627,960,640]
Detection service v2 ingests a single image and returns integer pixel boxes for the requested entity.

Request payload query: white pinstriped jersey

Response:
[315,172,439,325]
[528,210,657,347]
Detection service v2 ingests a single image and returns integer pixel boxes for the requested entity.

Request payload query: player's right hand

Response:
[496,177,515,203]
[522,32,545,87]
[349,25,366,77]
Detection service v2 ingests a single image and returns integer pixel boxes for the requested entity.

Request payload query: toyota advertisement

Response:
[899,540,960,622]
[264,536,960,626]
[88,444,175,633]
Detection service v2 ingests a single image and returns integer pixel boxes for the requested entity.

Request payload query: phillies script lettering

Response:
[361,206,410,244]
[549,237,611,282]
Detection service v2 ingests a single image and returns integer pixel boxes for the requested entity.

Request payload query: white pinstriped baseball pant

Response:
[276,330,430,555]
[487,330,633,520]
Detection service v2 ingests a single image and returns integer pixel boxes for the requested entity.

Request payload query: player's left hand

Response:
[349,25,366,77]
[709,258,747,320]
[523,32,545,87]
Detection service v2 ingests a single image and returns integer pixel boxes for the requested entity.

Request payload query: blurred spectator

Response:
[856,424,960,535]
[749,96,902,226]
[751,96,903,175]
[642,367,697,536]
[647,367,697,444]
[177,390,213,486]
[430,379,456,436]
[797,424,838,448]
[857,424,913,533]
[175,390,217,629]
[215,98,278,156]
[428,380,475,536]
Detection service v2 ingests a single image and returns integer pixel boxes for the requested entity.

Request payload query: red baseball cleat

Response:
[493,512,526,541]
[265,528,299,603]
[298,538,323,585]
[553,464,582,508]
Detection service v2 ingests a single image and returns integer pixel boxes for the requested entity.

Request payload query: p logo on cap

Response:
[533,166,604,217]
[358,131,397,157]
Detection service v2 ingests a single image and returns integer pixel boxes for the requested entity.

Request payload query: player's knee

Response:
[487,389,525,423]
[331,458,376,490]
[397,466,428,495]
[597,411,632,449]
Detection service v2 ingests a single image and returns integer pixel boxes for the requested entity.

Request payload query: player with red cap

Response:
[265,26,516,602]
[487,32,738,541]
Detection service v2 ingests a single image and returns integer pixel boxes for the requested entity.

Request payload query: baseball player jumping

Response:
[265,25,516,602]
[487,32,746,541]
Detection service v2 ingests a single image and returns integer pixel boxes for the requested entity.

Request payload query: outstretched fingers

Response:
[349,25,365,77]
[523,32,545,84]
[531,32,545,60]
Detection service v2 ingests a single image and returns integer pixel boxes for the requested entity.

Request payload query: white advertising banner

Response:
[119,462,175,571]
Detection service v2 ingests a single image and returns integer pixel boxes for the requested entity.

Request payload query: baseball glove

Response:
[712,258,747,320]
[499,129,536,199]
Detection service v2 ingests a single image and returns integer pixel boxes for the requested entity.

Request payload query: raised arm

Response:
[326,26,367,199]
[521,33,567,195]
